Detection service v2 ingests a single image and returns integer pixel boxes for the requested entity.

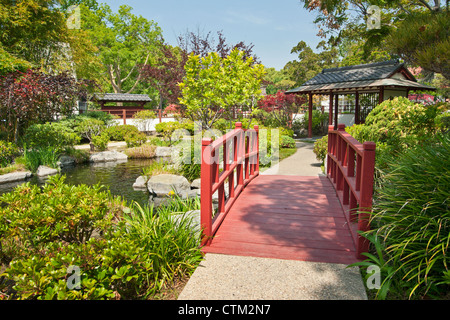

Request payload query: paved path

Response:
[178,138,368,300]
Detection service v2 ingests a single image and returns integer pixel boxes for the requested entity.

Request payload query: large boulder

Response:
[0,171,32,184]
[89,151,128,163]
[57,155,76,168]
[147,174,191,197]
[36,165,58,177]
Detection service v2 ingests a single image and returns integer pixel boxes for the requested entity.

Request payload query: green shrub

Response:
[0,141,18,168]
[0,175,122,251]
[23,122,81,151]
[91,131,110,151]
[362,134,450,299]
[83,111,116,125]
[124,131,147,148]
[155,121,183,146]
[0,177,203,300]
[280,135,296,148]
[105,125,140,141]
[313,135,328,164]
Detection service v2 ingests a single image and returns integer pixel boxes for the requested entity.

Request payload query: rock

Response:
[155,146,172,157]
[147,174,191,197]
[36,165,58,177]
[89,151,128,163]
[133,175,148,190]
[0,171,32,184]
[57,155,76,168]
[190,178,201,189]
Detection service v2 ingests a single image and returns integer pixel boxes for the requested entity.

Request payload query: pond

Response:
[0,159,154,207]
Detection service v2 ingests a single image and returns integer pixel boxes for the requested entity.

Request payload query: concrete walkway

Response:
[178,138,368,300]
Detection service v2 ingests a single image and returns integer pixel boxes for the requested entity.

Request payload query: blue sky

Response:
[100,0,321,70]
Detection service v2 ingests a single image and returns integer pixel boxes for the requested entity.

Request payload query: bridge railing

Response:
[201,122,259,246]
[327,124,376,259]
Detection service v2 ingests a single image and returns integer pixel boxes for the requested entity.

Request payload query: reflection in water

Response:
[0,159,154,207]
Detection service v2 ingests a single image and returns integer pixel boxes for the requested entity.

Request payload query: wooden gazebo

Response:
[286,60,436,137]
[91,93,152,124]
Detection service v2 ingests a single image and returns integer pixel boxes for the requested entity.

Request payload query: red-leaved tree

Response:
[255,91,306,127]
[0,69,95,142]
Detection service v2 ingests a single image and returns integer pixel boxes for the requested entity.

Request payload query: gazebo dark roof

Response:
[93,93,152,103]
[286,60,435,94]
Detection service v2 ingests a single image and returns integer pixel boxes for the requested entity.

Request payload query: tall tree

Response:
[0,69,95,142]
[0,0,68,68]
[140,44,187,109]
[81,4,163,93]
[299,0,449,78]
[179,49,265,129]
[283,41,339,87]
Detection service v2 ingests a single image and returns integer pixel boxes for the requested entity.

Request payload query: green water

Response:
[0,159,154,207]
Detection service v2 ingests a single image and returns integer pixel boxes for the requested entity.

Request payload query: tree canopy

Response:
[179,49,265,129]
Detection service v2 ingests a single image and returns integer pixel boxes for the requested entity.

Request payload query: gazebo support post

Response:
[329,94,333,127]
[355,91,360,124]
[334,94,339,130]
[308,92,313,138]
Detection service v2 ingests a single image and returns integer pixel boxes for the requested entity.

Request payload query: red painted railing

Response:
[201,122,259,246]
[327,124,376,259]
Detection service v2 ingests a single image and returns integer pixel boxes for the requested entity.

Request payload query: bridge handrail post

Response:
[201,138,213,246]
[356,141,376,259]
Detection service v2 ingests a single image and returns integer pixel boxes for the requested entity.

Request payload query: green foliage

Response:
[132,109,156,120]
[313,135,328,164]
[142,159,177,177]
[91,131,110,151]
[0,174,203,300]
[122,202,203,292]
[23,122,81,151]
[23,146,60,172]
[300,110,329,136]
[386,10,450,79]
[105,124,140,141]
[76,118,106,148]
[179,48,265,128]
[154,121,187,146]
[0,175,120,251]
[81,3,164,94]
[280,135,296,148]
[0,46,32,76]
[124,131,147,148]
[367,134,450,299]
[82,111,116,126]
[0,141,19,168]
[345,98,446,170]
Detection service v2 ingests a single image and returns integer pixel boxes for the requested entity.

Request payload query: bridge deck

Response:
[202,175,360,265]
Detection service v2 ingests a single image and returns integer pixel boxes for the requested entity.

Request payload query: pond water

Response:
[0,159,154,207]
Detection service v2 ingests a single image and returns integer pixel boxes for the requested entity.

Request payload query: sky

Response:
[99,0,321,70]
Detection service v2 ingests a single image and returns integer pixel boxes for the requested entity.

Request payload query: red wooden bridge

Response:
[200,123,376,265]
